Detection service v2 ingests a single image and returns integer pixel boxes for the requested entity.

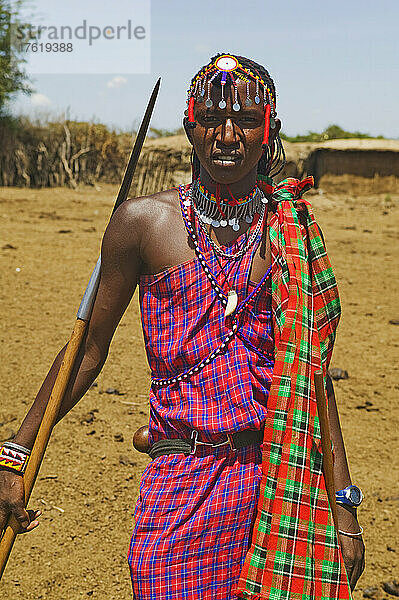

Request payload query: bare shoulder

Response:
[104,187,180,251]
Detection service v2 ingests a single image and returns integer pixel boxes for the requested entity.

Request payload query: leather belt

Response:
[148,428,264,460]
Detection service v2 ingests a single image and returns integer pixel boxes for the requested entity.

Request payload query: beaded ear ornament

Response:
[185,54,277,148]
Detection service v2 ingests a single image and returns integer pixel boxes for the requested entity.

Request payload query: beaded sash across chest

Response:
[150,183,271,388]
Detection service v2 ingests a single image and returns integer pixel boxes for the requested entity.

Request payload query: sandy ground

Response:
[0,177,398,599]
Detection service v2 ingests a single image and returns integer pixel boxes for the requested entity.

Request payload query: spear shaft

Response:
[314,370,339,532]
[0,78,161,579]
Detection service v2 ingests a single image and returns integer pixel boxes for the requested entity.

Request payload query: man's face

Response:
[188,78,273,185]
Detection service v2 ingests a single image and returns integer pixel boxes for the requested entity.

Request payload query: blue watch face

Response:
[349,486,361,505]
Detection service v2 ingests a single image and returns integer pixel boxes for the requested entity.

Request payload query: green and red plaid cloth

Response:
[235,177,352,600]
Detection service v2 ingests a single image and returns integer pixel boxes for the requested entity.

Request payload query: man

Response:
[0,54,364,599]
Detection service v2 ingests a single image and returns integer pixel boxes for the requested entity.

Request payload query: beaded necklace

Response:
[191,176,268,231]
[152,184,273,388]
[181,183,267,317]
[189,190,266,262]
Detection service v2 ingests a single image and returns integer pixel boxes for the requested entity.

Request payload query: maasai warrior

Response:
[0,54,365,599]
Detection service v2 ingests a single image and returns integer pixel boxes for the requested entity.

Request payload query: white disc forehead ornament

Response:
[215,55,238,72]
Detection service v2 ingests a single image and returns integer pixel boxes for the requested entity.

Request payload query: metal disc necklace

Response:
[181,183,267,317]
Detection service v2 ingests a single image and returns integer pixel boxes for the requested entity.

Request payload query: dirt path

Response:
[0,179,398,599]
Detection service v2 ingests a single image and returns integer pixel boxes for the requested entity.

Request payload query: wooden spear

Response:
[314,370,339,532]
[0,78,161,579]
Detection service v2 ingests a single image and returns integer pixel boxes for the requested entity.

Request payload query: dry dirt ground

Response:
[0,177,398,599]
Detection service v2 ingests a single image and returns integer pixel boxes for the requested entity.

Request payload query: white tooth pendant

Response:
[225,290,238,317]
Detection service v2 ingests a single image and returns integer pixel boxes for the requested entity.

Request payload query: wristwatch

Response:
[335,485,363,507]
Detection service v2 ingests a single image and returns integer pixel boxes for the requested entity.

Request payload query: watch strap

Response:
[335,485,363,507]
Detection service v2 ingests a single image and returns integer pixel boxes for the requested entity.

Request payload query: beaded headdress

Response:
[185,53,277,148]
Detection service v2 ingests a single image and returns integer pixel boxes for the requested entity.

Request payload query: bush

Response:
[281,124,385,143]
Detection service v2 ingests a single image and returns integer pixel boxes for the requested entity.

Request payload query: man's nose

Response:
[216,118,239,148]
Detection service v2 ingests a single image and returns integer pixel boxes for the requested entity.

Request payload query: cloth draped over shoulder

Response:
[235,177,352,600]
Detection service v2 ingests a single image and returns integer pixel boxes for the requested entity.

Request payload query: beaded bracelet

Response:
[338,526,364,537]
[0,441,31,475]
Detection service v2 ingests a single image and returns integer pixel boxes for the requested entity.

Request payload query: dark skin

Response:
[0,78,364,589]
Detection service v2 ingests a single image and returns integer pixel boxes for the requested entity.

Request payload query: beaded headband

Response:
[185,54,277,148]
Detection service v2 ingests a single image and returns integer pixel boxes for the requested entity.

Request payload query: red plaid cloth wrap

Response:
[129,177,351,600]
[129,185,275,599]
[138,193,274,443]
[235,177,351,600]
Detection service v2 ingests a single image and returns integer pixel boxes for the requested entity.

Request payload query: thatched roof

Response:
[145,134,399,154]
[129,135,399,193]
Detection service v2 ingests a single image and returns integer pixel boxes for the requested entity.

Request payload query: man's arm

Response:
[0,199,143,533]
[327,374,365,590]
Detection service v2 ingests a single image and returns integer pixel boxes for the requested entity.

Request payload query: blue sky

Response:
[11,0,399,138]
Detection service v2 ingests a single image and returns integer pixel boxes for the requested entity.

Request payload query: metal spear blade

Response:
[113,76,161,215]
[77,77,161,322]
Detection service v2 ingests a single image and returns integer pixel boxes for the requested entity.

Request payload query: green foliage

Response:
[149,124,386,142]
[0,0,32,114]
[281,124,385,143]
[149,126,185,138]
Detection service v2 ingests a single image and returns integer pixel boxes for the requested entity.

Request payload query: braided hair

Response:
[185,53,286,180]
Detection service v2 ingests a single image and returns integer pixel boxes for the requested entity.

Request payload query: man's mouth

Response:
[212,154,242,167]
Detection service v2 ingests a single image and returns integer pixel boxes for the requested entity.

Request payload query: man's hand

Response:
[0,471,41,534]
[339,532,365,591]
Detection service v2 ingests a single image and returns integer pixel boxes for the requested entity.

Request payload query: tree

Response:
[0,0,32,115]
